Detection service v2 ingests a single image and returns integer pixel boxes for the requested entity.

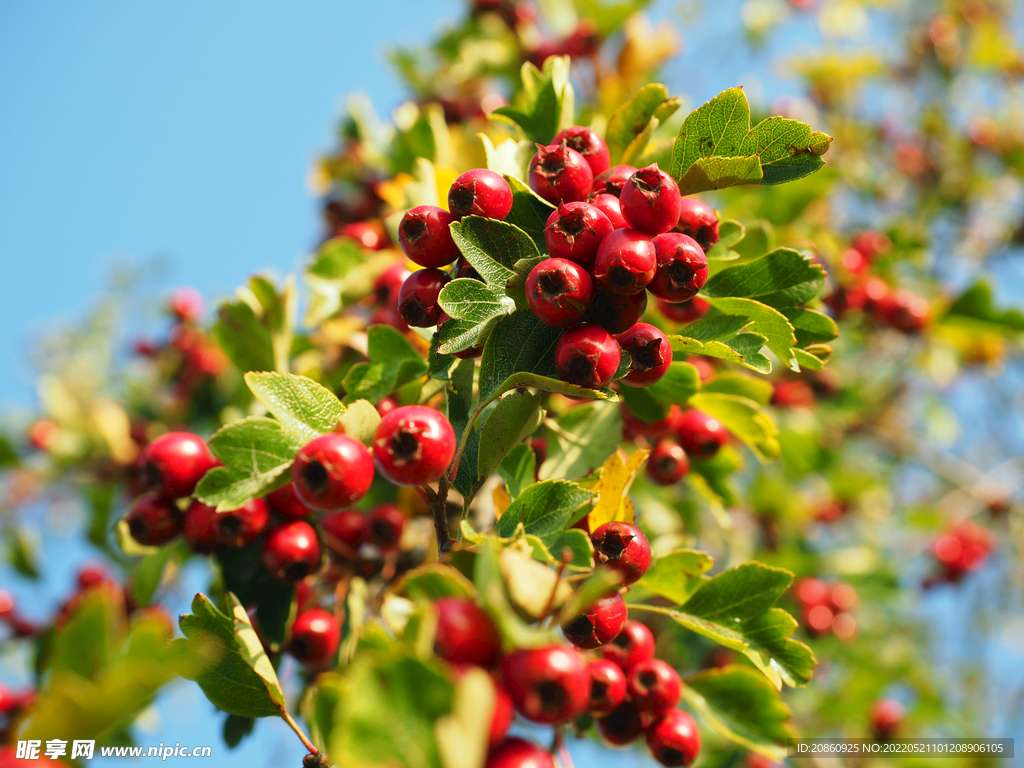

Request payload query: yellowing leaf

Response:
[587,448,649,530]
[492,484,511,519]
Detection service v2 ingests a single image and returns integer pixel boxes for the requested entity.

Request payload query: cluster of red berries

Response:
[927,519,992,585]
[793,577,858,640]
[619,405,729,487]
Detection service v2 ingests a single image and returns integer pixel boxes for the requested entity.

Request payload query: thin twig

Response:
[432,477,453,556]
[281,709,318,756]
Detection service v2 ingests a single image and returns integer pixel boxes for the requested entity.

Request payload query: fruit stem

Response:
[428,477,453,556]
[552,726,574,768]
[280,708,319,757]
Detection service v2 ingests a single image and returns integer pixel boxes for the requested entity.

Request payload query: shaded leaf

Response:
[477,391,544,480]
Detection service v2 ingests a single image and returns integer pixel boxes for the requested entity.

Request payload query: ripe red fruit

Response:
[398,268,452,328]
[615,323,672,387]
[877,288,930,333]
[554,325,622,389]
[502,645,591,724]
[398,205,460,267]
[76,564,109,590]
[125,493,181,546]
[169,287,204,321]
[553,126,611,176]
[675,198,720,251]
[627,658,682,717]
[646,441,690,485]
[448,169,513,220]
[597,701,644,746]
[366,504,406,549]
[289,608,341,664]
[262,521,321,583]
[587,287,647,334]
[142,432,218,499]
[592,165,637,198]
[337,221,386,250]
[529,144,594,204]
[486,738,555,768]
[620,165,682,235]
[829,582,858,612]
[659,297,710,324]
[291,433,374,511]
[373,405,456,486]
[649,234,709,303]
[544,202,614,270]
[590,193,628,229]
[622,404,682,441]
[266,482,311,519]
[490,679,514,745]
[212,499,271,549]
[376,395,400,417]
[840,247,869,275]
[771,379,815,409]
[525,258,595,327]
[793,577,829,607]
[375,262,412,305]
[645,710,701,767]
[591,522,651,585]
[321,509,366,554]
[455,256,483,282]
[852,230,891,260]
[593,229,656,295]
[434,597,503,667]
[870,698,906,739]
[586,658,628,717]
[561,592,629,649]
[676,409,728,460]
[803,604,835,635]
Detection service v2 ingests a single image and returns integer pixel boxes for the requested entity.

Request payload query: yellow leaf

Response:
[492,484,510,519]
[587,448,649,530]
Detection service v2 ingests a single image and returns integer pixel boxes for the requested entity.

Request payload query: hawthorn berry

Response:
[182,500,222,554]
[591,165,636,198]
[587,287,647,334]
[840,247,870,275]
[554,324,622,389]
[448,169,513,220]
[803,603,835,636]
[544,202,614,270]
[649,233,709,303]
[870,698,905,739]
[433,597,503,668]
[502,645,591,724]
[877,288,930,333]
[373,405,456,486]
[486,738,555,768]
[597,701,644,746]
[337,221,386,250]
[793,577,829,607]
[621,403,682,441]
[375,262,411,305]
[585,658,627,717]
[590,193,628,229]
[291,433,374,511]
[398,268,452,328]
[289,608,341,664]
[553,126,611,176]
[27,418,59,451]
[771,379,815,409]
[829,582,858,612]
[615,323,672,387]
[627,658,682,717]
[398,205,460,267]
[142,432,218,499]
[525,258,595,328]
[376,395,400,417]
[591,522,651,585]
[76,564,109,590]
[676,409,728,460]
[529,144,594,204]
[126,493,181,546]
[168,287,204,321]
[620,165,682,235]
[366,504,406,549]
[490,680,515,745]
[593,229,656,295]
[263,521,321,583]
[646,440,690,485]
[658,297,710,324]
[675,198,720,251]
[321,509,366,554]
[561,592,628,649]
[211,498,270,549]
[645,710,702,767]
[266,482,311,519]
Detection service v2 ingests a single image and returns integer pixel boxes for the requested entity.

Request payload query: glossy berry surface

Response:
[262,521,321,583]
[289,609,341,664]
[649,233,709,303]
[337,221,385,250]
[675,198,720,250]
[142,431,218,499]
[211,498,270,549]
[646,440,690,485]
[593,229,656,296]
[366,504,406,549]
[183,499,222,554]
[266,482,311,519]
[615,323,672,387]
[525,258,595,328]
[448,169,513,220]
[591,165,636,198]
[645,709,702,767]
[433,597,502,668]
[502,645,591,724]
[587,288,647,334]
[529,144,594,204]
[553,126,611,176]
[490,680,515,745]
[544,202,614,270]
[659,297,710,324]
[620,165,682,235]
[373,405,456,485]
[398,205,460,267]
[591,522,651,585]
[486,738,555,768]
[554,324,621,389]
[374,262,411,305]
[676,409,728,460]
[126,493,181,546]
[585,658,628,717]
[627,658,682,717]
[597,701,644,746]
[561,592,628,649]
[321,509,366,554]
[622,404,682,441]
[291,433,374,512]
[398,268,452,328]
[589,193,628,229]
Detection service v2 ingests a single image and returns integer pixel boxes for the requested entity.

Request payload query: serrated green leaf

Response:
[690,392,780,462]
[477,391,544,480]
[605,83,670,163]
[669,324,772,374]
[495,480,594,546]
[504,176,555,250]
[450,216,539,289]
[479,311,561,401]
[644,361,701,409]
[437,317,498,356]
[738,116,832,185]
[491,57,574,144]
[540,400,622,481]
[337,399,382,446]
[344,325,428,405]
[440,279,515,323]
[635,549,714,604]
[677,155,763,195]
[527,529,595,571]
[782,308,839,346]
[708,297,797,367]
[703,248,826,308]
[213,296,275,374]
[498,444,537,500]
[245,372,345,444]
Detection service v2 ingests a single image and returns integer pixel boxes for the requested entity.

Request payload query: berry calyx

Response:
[529,144,594,204]
[373,405,456,486]
[676,409,728,460]
[502,645,591,724]
[544,202,614,270]
[486,738,555,768]
[433,597,503,668]
[448,169,513,220]
[398,268,452,328]
[554,126,611,176]
[627,658,682,717]
[142,432,218,499]
[649,234,709,303]
[561,592,628,649]
[266,482,311,519]
[597,701,644,746]
[366,504,406,549]
[525,258,595,328]
[289,608,341,664]
[212,498,270,549]
[645,710,701,767]
[321,509,366,554]
[675,198,720,251]
[398,205,460,267]
[262,521,321,583]
[125,493,181,546]
[554,325,622,389]
[587,288,647,334]
[291,433,374,512]
[586,658,628,717]
[615,323,673,387]
[591,165,637,198]
[593,229,656,296]
[591,522,651,585]
[622,404,682,441]
[646,440,690,485]
[589,193,628,229]
[620,165,682,235]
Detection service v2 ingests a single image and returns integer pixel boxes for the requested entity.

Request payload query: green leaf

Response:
[305,239,396,325]
[344,325,428,405]
[945,280,1024,332]
[707,297,798,367]
[690,392,780,462]
[573,0,651,35]
[739,116,833,185]
[216,541,296,650]
[436,668,493,768]
[491,56,574,144]
[540,400,622,481]
[450,216,540,288]
[223,714,256,749]
[677,155,763,196]
[702,372,774,406]
[503,175,555,250]
[398,564,477,601]
[495,480,594,545]
[619,385,669,424]
[245,371,345,445]
[644,361,701,410]
[477,391,544,480]
[527,529,595,571]
[337,399,382,446]
[635,549,714,605]
[703,248,826,308]
[498,444,537,500]
[782,308,839,346]
[478,311,561,401]
[5,527,40,579]
[605,84,676,164]
[132,540,186,607]
[669,319,772,374]
[437,279,515,356]
[481,135,533,180]
[213,295,275,374]
[448,358,481,498]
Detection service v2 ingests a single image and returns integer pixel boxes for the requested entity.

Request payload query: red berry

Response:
[502,645,591,724]
[525,258,595,328]
[263,521,321,583]
[455,256,483,281]
[434,597,503,667]
[646,441,690,485]
[212,498,270,549]
[529,144,594,204]
[366,504,406,549]
[597,701,644,746]
[398,205,460,267]
[620,165,682,235]
[169,287,204,321]
[553,126,611,176]
[851,230,891,260]
[561,592,628,649]
[659,297,710,324]
[375,262,412,305]
[627,658,682,717]
[486,738,554,768]
[490,679,515,745]
[585,658,628,717]
[587,288,647,334]
[840,247,870,275]
[266,482,311,519]
[398,268,452,328]
[591,522,651,585]
[592,165,636,198]
[337,221,386,250]
[76,564,109,590]
[615,323,672,387]
[793,577,829,607]
[142,432,218,499]
[448,169,513,220]
[645,710,701,767]
[292,433,374,511]
[803,604,835,635]
[182,500,222,553]
[676,409,728,460]
[544,202,614,270]
[870,698,905,739]
[829,582,858,612]
[877,288,930,333]
[622,404,682,441]
[373,405,456,486]
[675,198,720,251]
[686,356,716,382]
[125,493,181,546]
[649,234,708,303]
[27,418,59,450]
[590,193,628,229]
[554,324,622,389]
[321,509,366,554]
[594,229,656,296]
[289,608,341,664]
[771,380,815,409]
